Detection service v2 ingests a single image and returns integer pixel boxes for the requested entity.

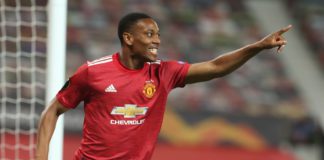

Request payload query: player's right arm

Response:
[36,98,70,160]
[35,63,89,159]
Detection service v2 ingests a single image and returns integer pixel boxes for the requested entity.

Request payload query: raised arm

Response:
[36,98,70,160]
[185,25,292,84]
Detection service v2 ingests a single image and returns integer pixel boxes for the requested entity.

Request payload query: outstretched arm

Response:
[185,25,292,84]
[36,98,70,160]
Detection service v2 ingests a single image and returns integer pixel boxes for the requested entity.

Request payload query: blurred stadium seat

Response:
[285,0,324,71]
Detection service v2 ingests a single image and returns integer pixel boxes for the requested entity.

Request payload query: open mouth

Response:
[148,48,158,54]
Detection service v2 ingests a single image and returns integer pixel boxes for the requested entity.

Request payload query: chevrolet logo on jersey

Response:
[111,104,148,118]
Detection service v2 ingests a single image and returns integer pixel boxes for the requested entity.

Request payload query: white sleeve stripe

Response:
[87,59,112,66]
[148,60,161,65]
[90,56,112,63]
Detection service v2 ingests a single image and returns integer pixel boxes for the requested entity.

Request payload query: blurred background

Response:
[1,0,324,160]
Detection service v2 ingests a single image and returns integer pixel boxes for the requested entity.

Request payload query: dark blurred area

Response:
[285,0,324,71]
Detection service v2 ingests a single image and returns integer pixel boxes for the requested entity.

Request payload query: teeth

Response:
[149,48,157,54]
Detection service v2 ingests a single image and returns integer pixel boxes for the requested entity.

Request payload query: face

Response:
[125,18,161,62]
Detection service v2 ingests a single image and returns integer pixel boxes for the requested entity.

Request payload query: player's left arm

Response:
[185,25,292,84]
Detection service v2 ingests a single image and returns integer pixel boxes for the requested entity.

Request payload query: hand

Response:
[258,25,292,53]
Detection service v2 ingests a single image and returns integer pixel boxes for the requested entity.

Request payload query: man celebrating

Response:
[36,13,291,160]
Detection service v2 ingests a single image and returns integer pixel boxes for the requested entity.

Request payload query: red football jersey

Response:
[56,53,190,160]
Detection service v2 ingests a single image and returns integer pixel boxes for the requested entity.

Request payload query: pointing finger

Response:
[277,45,285,53]
[278,24,292,35]
[275,36,287,45]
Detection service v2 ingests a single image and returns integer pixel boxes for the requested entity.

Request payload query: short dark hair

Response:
[118,13,152,44]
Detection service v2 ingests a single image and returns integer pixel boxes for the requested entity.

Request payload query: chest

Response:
[87,70,163,105]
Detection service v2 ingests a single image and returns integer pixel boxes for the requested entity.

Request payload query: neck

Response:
[119,48,145,70]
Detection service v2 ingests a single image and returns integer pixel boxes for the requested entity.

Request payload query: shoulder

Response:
[72,54,115,78]
[87,55,114,67]
[147,60,186,66]
[147,60,162,65]
[154,60,188,67]
[148,60,189,72]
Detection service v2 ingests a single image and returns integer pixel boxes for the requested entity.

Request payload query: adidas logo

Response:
[105,84,117,93]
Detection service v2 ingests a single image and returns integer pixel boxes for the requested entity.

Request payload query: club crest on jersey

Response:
[143,80,156,98]
[111,104,148,118]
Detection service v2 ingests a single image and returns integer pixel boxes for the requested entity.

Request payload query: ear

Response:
[123,32,133,45]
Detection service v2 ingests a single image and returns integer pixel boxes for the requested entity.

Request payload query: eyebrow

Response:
[145,29,159,33]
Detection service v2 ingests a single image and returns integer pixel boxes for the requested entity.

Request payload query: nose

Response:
[153,34,160,45]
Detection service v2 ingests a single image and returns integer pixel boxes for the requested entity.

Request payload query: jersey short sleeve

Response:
[56,63,89,109]
[161,61,190,90]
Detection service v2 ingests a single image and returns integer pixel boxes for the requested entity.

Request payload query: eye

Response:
[147,32,153,37]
